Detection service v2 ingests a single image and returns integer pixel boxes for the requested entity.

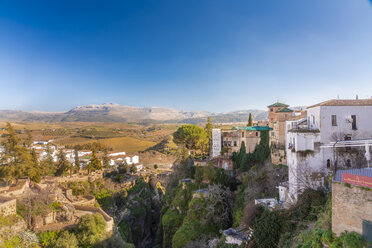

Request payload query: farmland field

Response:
[0,121,179,155]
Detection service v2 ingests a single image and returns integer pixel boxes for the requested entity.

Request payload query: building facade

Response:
[211,126,272,158]
[280,99,372,204]
[267,102,295,165]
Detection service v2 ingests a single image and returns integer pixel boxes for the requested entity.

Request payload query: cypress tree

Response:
[102,148,110,168]
[74,149,80,172]
[248,113,253,127]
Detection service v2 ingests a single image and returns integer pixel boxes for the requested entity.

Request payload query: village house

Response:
[279,98,372,205]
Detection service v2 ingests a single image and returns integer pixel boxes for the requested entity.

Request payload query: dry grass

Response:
[99,137,156,153]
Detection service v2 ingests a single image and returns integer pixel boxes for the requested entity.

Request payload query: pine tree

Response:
[41,144,56,175]
[86,149,101,174]
[0,123,33,183]
[56,149,71,176]
[23,130,33,148]
[74,149,80,173]
[248,113,253,127]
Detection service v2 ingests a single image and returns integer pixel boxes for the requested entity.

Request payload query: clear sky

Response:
[1,0,372,112]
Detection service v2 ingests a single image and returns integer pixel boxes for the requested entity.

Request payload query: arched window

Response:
[327,159,331,168]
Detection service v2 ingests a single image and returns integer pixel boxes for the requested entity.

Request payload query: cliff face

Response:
[115,176,165,248]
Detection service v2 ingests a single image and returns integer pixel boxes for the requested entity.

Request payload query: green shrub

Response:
[172,221,201,248]
[76,213,107,247]
[292,189,326,221]
[253,209,281,248]
[279,232,294,248]
[341,231,365,248]
[1,235,22,248]
[162,209,184,248]
[311,229,324,248]
[330,237,343,248]
[321,229,334,245]
[118,221,132,242]
[55,231,78,248]
[38,231,60,248]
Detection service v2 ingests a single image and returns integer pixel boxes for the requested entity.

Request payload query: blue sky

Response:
[1,0,372,112]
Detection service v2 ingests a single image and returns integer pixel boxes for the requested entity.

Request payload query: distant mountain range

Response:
[0,103,269,124]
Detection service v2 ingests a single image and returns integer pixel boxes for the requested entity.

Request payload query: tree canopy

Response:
[173,125,208,153]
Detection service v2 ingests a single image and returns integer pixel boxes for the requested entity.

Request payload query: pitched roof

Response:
[276,107,293,113]
[267,102,289,108]
[308,99,372,109]
[232,126,272,131]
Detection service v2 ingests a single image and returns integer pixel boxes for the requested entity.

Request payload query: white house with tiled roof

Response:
[280,98,372,205]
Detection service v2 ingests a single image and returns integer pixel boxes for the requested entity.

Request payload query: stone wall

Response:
[0,197,16,216]
[332,182,372,236]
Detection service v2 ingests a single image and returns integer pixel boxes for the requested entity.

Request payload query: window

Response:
[270,108,273,112]
[242,132,244,137]
[256,132,258,136]
[331,115,337,126]
[327,159,331,168]
[271,132,274,137]
[351,115,357,130]
[312,116,315,124]
[234,141,237,147]
[346,159,351,167]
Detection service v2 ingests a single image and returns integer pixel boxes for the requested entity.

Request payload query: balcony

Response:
[288,128,320,133]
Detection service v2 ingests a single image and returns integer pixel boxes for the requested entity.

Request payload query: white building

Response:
[109,152,126,157]
[280,99,372,204]
[132,155,139,164]
[211,129,222,158]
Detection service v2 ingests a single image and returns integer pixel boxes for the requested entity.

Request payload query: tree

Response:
[118,161,129,174]
[23,130,33,148]
[102,148,110,168]
[130,164,137,174]
[76,213,106,247]
[74,149,80,173]
[194,164,203,188]
[86,149,102,174]
[203,162,216,183]
[248,113,253,127]
[173,125,208,154]
[0,123,34,183]
[234,141,247,171]
[41,144,56,176]
[55,149,71,176]
[253,209,281,248]
[29,148,41,182]
[205,117,213,154]
[55,231,78,248]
